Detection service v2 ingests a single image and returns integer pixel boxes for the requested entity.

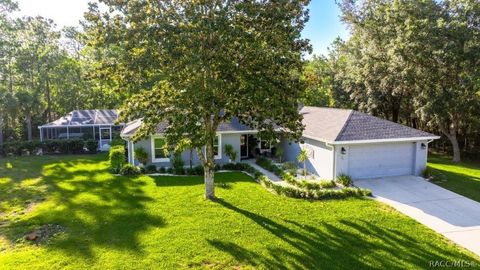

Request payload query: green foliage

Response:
[255,157,284,177]
[85,140,98,153]
[145,164,157,174]
[171,152,185,175]
[134,147,149,165]
[0,155,472,268]
[120,163,140,176]
[260,176,371,200]
[86,0,311,198]
[158,167,166,174]
[109,145,126,173]
[282,173,336,190]
[110,139,126,147]
[336,174,353,187]
[336,0,480,162]
[297,149,309,178]
[224,144,237,162]
[282,162,298,175]
[0,139,98,156]
[301,56,335,107]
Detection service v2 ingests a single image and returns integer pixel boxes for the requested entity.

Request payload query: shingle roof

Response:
[121,106,438,142]
[301,106,437,142]
[121,117,252,137]
[40,110,121,127]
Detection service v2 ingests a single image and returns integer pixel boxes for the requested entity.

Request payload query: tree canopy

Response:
[84,0,311,199]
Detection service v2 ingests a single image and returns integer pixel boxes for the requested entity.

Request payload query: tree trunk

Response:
[199,136,215,200]
[26,114,33,141]
[441,126,461,163]
[204,165,215,200]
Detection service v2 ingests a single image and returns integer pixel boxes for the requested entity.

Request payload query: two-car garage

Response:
[346,142,416,179]
[290,107,439,180]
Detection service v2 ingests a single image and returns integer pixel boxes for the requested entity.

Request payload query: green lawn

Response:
[428,154,480,202]
[0,154,478,269]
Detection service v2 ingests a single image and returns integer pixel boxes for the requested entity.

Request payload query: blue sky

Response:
[14,0,348,57]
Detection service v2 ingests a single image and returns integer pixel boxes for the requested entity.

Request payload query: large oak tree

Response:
[84,0,311,199]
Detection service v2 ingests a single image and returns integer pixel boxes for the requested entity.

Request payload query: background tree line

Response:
[302,0,480,162]
[0,0,122,146]
[0,0,478,163]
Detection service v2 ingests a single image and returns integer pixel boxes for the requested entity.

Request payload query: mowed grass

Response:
[0,154,478,269]
[428,154,480,202]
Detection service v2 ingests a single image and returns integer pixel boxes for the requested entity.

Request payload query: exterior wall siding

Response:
[128,133,242,168]
[281,136,335,180]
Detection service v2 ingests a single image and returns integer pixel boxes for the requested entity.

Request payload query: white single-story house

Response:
[39,109,124,150]
[121,106,440,179]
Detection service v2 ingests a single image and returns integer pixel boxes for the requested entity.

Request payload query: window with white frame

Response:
[213,135,221,159]
[152,137,169,162]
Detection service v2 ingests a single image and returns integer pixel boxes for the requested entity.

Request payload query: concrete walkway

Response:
[242,160,283,183]
[355,175,480,257]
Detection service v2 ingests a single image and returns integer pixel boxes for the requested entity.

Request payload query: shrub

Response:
[85,140,98,153]
[134,147,149,165]
[158,167,166,173]
[222,162,250,171]
[422,167,433,178]
[120,164,140,176]
[171,152,184,174]
[109,145,126,173]
[282,162,298,175]
[68,139,85,154]
[145,164,157,173]
[224,144,237,162]
[185,168,196,175]
[255,157,284,176]
[336,174,353,187]
[260,175,370,200]
[166,167,173,174]
[42,140,60,153]
[193,165,204,175]
[110,138,126,147]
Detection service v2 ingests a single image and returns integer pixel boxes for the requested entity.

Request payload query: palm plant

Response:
[297,148,308,180]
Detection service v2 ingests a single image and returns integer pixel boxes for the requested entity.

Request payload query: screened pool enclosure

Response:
[38,110,124,150]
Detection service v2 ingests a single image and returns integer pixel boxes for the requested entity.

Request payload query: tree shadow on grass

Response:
[153,171,254,187]
[0,156,165,259]
[211,198,476,269]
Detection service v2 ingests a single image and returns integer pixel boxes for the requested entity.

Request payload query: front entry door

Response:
[240,134,248,158]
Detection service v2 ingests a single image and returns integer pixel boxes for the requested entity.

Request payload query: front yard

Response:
[0,154,478,269]
[428,154,480,202]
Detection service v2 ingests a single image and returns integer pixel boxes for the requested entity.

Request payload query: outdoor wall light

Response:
[421,143,427,150]
[341,147,347,155]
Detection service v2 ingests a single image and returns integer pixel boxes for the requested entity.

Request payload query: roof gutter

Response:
[302,134,440,145]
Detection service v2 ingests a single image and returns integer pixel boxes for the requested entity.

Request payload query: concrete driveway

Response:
[355,175,480,256]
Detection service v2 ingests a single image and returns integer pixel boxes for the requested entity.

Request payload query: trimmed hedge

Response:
[259,176,371,200]
[1,139,99,156]
[109,145,126,173]
[282,173,336,190]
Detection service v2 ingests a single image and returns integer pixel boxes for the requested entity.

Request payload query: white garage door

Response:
[348,143,415,179]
